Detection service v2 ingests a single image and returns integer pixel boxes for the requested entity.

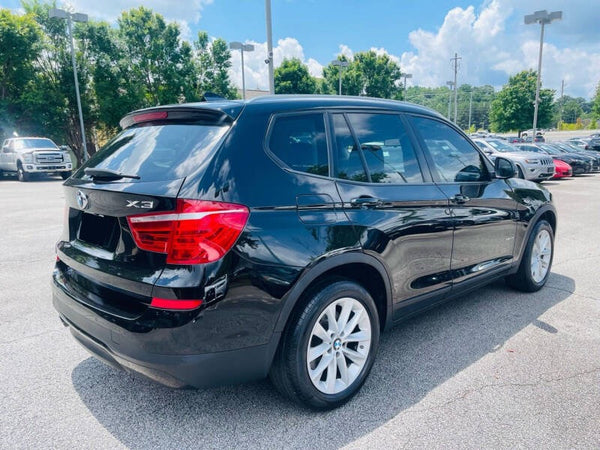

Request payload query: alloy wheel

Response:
[306,297,372,395]
[530,229,552,283]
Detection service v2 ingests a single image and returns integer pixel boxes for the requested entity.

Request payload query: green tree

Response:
[274,58,316,94]
[19,0,97,162]
[592,82,600,119]
[323,52,402,99]
[118,7,192,106]
[555,96,584,124]
[194,32,237,99]
[0,8,41,141]
[490,70,554,133]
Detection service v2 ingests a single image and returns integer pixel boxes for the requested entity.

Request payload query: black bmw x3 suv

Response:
[53,96,556,409]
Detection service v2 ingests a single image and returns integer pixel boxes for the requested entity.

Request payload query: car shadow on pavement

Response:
[71,273,574,449]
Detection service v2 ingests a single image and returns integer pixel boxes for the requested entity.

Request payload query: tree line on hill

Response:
[2,2,600,164]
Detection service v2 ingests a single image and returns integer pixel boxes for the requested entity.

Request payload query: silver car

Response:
[472,138,554,182]
[0,137,73,182]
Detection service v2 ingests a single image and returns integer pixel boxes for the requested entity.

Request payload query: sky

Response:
[3,0,599,99]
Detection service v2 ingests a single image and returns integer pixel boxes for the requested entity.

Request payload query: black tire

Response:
[60,171,72,180]
[506,219,554,292]
[17,163,30,182]
[270,279,380,410]
[517,165,525,179]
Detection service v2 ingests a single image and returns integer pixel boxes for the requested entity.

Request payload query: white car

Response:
[0,137,73,182]
[471,138,554,182]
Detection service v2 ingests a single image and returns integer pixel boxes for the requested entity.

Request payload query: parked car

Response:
[586,137,600,151]
[567,138,590,149]
[507,136,525,144]
[52,96,557,409]
[515,143,591,175]
[0,137,73,181]
[551,158,573,179]
[472,138,554,181]
[553,142,600,171]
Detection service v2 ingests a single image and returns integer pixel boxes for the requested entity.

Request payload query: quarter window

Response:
[411,116,489,183]
[268,114,329,176]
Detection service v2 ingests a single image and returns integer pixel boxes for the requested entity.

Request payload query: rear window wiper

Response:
[84,168,141,181]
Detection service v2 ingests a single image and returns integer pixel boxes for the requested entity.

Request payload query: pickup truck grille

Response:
[36,152,64,164]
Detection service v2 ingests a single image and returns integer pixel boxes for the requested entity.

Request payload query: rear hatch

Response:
[56,106,239,318]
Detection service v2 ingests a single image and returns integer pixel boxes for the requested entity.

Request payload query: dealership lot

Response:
[0,175,599,449]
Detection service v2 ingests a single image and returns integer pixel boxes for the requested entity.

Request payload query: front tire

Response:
[17,163,30,182]
[270,279,380,409]
[506,220,554,292]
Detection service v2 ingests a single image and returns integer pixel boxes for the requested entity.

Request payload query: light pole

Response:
[401,73,412,95]
[49,8,89,162]
[330,60,349,95]
[446,81,454,119]
[230,42,255,100]
[265,0,274,94]
[525,10,562,140]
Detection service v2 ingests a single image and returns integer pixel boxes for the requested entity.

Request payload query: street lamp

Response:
[330,60,349,95]
[230,42,255,100]
[525,9,562,140]
[49,8,89,162]
[401,73,412,90]
[446,81,455,119]
[265,0,274,94]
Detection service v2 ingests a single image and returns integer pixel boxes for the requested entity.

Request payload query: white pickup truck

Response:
[0,137,73,181]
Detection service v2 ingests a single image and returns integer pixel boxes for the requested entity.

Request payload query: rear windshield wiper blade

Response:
[84,168,140,181]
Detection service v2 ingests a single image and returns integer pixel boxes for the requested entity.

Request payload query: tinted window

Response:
[332,114,367,182]
[411,116,488,183]
[76,123,229,182]
[269,114,328,176]
[345,113,423,184]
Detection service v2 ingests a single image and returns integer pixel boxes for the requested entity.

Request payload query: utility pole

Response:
[558,79,565,128]
[446,81,454,120]
[265,0,274,94]
[468,90,473,131]
[451,52,461,124]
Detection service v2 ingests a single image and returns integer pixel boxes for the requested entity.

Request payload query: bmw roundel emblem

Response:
[76,190,89,210]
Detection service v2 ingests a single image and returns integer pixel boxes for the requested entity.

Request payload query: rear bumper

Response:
[52,276,280,388]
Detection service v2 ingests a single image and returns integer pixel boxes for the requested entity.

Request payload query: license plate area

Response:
[547,167,553,173]
[78,213,120,251]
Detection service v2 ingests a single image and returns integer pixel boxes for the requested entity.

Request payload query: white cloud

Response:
[394,0,600,98]
[228,37,323,91]
[62,0,213,24]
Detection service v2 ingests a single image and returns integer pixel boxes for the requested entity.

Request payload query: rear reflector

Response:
[127,199,249,265]
[150,297,202,310]
[132,111,168,123]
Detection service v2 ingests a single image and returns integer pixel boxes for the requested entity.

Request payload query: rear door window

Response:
[345,113,424,184]
[268,113,329,176]
[75,123,229,182]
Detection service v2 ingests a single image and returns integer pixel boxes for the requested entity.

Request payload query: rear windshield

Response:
[14,138,57,150]
[485,140,516,153]
[76,123,229,182]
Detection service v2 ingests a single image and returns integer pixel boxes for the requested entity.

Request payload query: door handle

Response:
[450,194,470,204]
[350,196,382,208]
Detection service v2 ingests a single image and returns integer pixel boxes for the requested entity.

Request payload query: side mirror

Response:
[494,157,516,179]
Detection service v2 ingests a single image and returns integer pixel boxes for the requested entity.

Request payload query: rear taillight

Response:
[150,297,202,310]
[127,199,249,265]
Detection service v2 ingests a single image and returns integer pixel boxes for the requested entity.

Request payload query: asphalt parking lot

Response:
[1,174,599,449]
